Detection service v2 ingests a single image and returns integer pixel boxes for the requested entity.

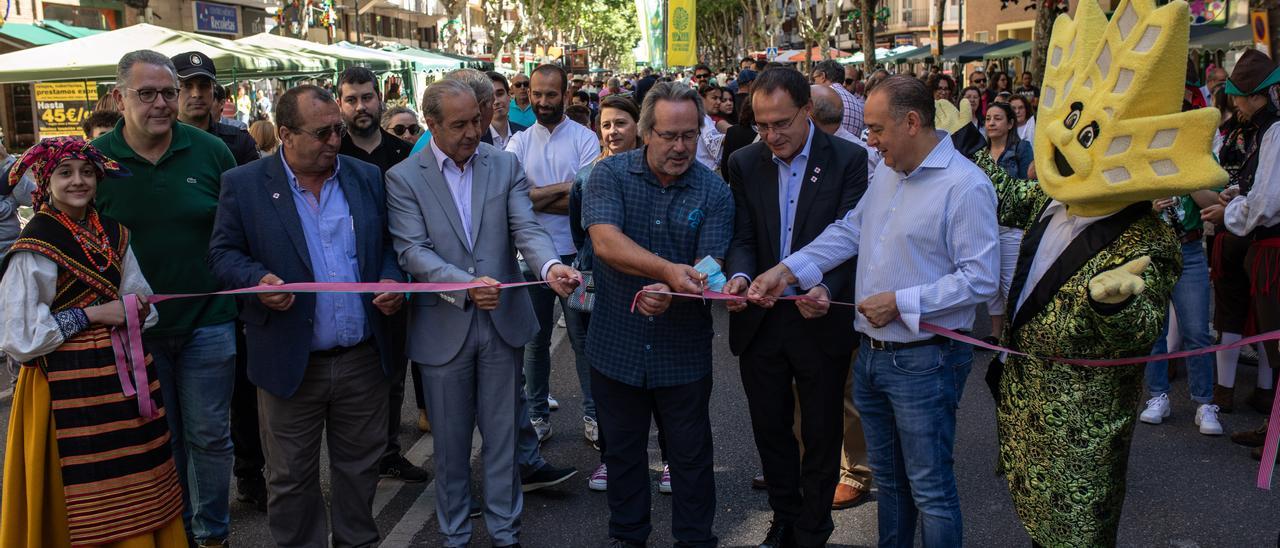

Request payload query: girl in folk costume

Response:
[972,0,1228,545]
[0,137,186,547]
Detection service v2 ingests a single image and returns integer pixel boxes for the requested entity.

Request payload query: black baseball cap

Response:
[172,51,217,81]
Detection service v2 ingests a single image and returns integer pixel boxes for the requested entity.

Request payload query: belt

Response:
[1181,228,1204,244]
[312,339,371,358]
[862,334,950,351]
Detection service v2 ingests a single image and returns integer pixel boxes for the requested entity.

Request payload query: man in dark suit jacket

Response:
[207,85,404,548]
[722,67,868,548]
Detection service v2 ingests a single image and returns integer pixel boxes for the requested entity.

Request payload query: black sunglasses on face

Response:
[973,78,987,84]
[392,124,421,136]
[513,81,529,88]
[695,73,711,79]
[290,123,347,141]
[844,78,855,84]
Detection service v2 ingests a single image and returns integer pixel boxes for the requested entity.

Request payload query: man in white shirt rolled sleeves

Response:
[505,63,602,444]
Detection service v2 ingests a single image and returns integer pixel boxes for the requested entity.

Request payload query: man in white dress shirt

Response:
[505,63,602,443]
[749,75,999,547]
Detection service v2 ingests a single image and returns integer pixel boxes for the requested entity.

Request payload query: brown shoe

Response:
[1251,446,1263,461]
[1248,388,1275,415]
[1214,385,1235,413]
[832,483,867,509]
[418,409,431,433]
[751,474,767,490]
[1231,421,1269,447]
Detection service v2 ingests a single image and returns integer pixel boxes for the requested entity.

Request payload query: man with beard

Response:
[505,63,601,444]
[334,66,430,485]
[171,52,257,166]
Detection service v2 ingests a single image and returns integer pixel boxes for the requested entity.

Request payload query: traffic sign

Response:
[766,47,778,61]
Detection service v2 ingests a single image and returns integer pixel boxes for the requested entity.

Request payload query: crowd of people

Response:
[0,2,1276,544]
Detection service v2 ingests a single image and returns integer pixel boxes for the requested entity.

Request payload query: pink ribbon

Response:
[109,294,158,419]
[629,287,1280,489]
[148,279,552,303]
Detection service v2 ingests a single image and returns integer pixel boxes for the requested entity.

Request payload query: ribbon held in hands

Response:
[110,293,158,419]
[629,285,1280,490]
[149,279,553,303]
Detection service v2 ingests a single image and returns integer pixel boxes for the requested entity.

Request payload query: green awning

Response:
[982,40,1032,60]
[939,41,987,61]
[1189,25,1251,50]
[0,23,69,47]
[879,46,930,64]
[381,45,465,70]
[236,33,405,72]
[959,38,1024,63]
[0,24,337,85]
[41,21,105,39]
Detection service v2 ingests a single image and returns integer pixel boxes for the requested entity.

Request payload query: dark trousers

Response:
[231,322,265,483]
[592,368,716,547]
[739,308,851,547]
[383,307,424,460]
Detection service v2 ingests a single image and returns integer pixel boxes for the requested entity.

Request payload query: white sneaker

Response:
[1139,393,1171,424]
[584,416,599,444]
[658,464,672,494]
[548,394,560,411]
[532,417,553,442]
[1195,404,1224,435]
[588,463,608,491]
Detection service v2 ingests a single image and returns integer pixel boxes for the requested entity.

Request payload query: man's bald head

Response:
[809,84,844,135]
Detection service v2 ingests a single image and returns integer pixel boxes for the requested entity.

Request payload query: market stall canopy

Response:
[380,44,461,71]
[879,45,930,64]
[0,24,336,85]
[838,48,892,64]
[41,21,104,39]
[334,41,452,72]
[0,22,71,48]
[1189,25,1251,50]
[981,40,1031,60]
[235,33,404,72]
[938,41,987,61]
[959,38,1024,63]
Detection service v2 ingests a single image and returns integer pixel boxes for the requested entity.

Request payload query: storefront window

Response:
[42,3,121,30]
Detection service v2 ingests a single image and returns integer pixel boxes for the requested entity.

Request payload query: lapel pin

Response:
[272,193,280,199]
[814,167,822,174]
[810,176,818,182]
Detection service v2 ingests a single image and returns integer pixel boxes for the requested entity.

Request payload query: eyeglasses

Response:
[289,123,348,141]
[844,78,855,84]
[752,108,803,135]
[127,87,180,103]
[392,124,421,136]
[652,130,699,144]
[972,78,987,84]
[695,73,711,79]
[513,81,529,88]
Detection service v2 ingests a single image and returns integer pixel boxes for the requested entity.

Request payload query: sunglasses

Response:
[973,78,987,84]
[392,124,421,136]
[513,81,529,88]
[844,78,855,84]
[290,122,347,141]
[695,73,711,79]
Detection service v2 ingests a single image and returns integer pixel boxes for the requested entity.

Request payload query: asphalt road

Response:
[0,306,1276,547]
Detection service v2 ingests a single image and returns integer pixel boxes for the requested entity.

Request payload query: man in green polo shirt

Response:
[93,49,238,548]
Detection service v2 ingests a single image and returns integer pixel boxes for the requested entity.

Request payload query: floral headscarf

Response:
[6,136,128,212]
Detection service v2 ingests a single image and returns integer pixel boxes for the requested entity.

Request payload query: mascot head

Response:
[1034,0,1227,216]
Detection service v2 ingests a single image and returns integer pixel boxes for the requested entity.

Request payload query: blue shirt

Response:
[508,98,536,128]
[774,123,816,259]
[782,133,1000,342]
[582,148,735,388]
[281,154,369,351]
[408,130,434,157]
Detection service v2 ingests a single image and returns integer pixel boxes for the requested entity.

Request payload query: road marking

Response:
[372,431,434,518]
[380,431,482,547]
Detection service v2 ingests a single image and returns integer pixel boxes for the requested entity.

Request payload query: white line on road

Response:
[380,431,482,547]
[372,431,435,518]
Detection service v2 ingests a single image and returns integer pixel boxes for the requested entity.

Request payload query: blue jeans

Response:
[1145,241,1214,404]
[853,338,972,548]
[147,321,236,542]
[521,255,592,420]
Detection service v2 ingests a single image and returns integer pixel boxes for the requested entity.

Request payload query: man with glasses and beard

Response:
[93,49,240,548]
[334,66,430,486]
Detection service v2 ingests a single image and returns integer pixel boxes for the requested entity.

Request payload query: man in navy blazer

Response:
[208,85,404,548]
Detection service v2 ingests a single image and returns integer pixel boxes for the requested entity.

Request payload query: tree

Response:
[741,0,792,52]
[698,0,742,67]
[439,0,468,53]
[859,0,879,68]
[573,0,642,70]
[934,0,946,62]
[483,0,524,63]
[795,0,843,70]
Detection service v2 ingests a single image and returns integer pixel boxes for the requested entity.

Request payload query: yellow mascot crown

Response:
[1035,0,1227,216]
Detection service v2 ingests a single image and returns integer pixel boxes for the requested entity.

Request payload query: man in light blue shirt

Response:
[508,73,537,127]
[750,75,999,548]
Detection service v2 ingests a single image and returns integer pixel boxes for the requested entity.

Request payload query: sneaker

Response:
[584,416,599,444]
[588,463,608,491]
[1139,393,1170,424]
[532,417,553,442]
[658,464,672,494]
[522,464,577,492]
[548,394,560,411]
[379,454,431,483]
[235,477,268,513]
[1195,404,1224,435]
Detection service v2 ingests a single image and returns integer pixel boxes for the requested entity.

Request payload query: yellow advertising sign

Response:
[666,0,696,67]
[34,81,99,138]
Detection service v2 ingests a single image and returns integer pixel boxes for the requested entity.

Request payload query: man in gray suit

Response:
[386,79,580,547]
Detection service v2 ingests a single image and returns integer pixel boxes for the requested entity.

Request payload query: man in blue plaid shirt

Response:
[582,81,734,548]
